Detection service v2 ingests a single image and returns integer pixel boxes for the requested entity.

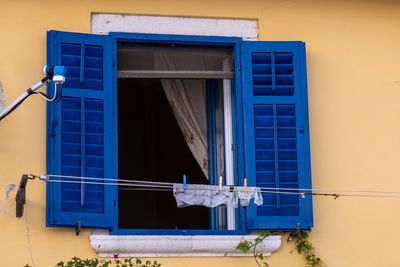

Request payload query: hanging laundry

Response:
[232,187,239,207]
[231,187,263,207]
[173,183,264,208]
[173,184,231,208]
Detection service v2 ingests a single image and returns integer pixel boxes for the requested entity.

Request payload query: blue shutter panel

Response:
[241,41,313,230]
[46,31,115,228]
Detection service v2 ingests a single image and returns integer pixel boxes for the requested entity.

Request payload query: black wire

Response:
[53,84,63,103]
[34,80,60,101]
[35,91,50,99]
[0,75,64,122]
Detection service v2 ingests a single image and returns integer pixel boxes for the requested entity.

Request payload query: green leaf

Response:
[236,241,251,253]
[301,231,309,239]
[260,230,270,237]
[297,244,302,253]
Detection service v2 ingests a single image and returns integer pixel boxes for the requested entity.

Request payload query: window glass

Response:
[118,43,234,72]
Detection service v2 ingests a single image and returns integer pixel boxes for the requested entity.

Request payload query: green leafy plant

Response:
[236,230,271,267]
[25,256,161,267]
[236,231,327,267]
[287,231,326,267]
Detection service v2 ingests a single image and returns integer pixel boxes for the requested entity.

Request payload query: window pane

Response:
[118,43,234,72]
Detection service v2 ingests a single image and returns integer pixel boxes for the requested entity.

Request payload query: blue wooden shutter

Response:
[46,31,115,228]
[241,41,313,230]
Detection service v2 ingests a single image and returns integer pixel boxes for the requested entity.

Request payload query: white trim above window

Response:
[90,230,281,257]
[91,14,258,40]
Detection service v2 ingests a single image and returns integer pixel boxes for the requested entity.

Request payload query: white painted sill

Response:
[90,231,281,257]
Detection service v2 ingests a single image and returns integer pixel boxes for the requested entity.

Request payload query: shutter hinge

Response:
[51,120,58,137]
[238,64,242,71]
[296,223,301,233]
[76,220,82,235]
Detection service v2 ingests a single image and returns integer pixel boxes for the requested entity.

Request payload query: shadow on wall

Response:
[0,78,4,111]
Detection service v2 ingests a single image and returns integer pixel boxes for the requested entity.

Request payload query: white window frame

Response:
[90,13,281,257]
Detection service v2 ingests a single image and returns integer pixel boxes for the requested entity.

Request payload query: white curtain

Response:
[155,52,209,178]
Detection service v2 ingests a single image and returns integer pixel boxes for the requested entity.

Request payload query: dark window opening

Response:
[118,78,210,229]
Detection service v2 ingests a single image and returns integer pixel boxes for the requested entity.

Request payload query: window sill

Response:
[90,230,281,257]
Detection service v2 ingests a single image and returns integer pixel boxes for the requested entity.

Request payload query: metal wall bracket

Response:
[76,220,82,235]
[15,174,36,218]
[296,223,301,233]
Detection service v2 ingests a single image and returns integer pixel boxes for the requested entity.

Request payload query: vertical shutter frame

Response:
[46,31,115,228]
[241,41,313,231]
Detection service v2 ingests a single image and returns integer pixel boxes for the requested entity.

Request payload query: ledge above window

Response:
[90,231,281,257]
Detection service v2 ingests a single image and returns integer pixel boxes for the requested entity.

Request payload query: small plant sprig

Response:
[236,230,327,267]
[25,256,161,267]
[287,231,326,267]
[236,230,271,267]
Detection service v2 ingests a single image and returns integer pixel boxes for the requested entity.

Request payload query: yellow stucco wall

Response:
[1,0,400,266]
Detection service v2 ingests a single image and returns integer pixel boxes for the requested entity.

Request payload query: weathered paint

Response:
[4,184,16,199]
[0,0,400,266]
[0,78,5,111]
[91,14,258,40]
[0,184,16,217]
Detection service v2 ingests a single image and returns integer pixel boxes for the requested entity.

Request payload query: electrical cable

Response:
[24,204,36,267]
[0,64,67,123]
[0,73,63,122]
[33,83,62,102]
[52,83,64,103]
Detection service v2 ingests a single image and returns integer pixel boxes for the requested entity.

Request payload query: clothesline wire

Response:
[40,174,400,199]
[44,174,400,195]
[46,174,173,185]
[45,179,400,198]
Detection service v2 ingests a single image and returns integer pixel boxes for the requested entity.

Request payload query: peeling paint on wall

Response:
[5,184,16,199]
[0,184,16,217]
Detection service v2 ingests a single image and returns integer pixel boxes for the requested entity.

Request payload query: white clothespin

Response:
[40,174,49,181]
